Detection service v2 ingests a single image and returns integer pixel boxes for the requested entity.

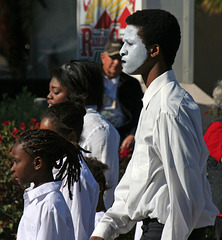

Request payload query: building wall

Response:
[30,0,77,79]
[142,0,194,84]
[2,1,222,100]
[30,0,196,83]
[194,5,222,97]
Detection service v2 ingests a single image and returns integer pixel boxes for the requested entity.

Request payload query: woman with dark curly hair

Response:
[47,60,120,212]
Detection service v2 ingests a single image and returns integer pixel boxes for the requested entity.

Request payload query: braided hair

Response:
[18,129,83,199]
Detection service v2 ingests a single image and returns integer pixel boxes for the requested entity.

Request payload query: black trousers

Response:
[215,216,222,240]
[140,218,206,240]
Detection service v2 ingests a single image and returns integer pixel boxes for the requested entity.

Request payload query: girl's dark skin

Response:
[11,142,53,188]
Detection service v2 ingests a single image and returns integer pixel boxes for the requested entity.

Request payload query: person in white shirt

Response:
[40,101,99,240]
[90,9,219,240]
[11,129,83,240]
[83,157,109,225]
[47,60,120,210]
[84,157,115,240]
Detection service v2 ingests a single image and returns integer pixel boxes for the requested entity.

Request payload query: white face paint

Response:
[120,25,148,75]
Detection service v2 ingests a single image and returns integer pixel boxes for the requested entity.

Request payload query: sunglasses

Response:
[110,54,122,61]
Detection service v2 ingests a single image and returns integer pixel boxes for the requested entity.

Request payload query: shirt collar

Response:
[142,70,176,108]
[103,73,120,84]
[85,105,98,112]
[24,181,62,203]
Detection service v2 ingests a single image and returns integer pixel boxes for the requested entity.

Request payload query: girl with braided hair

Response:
[40,101,99,240]
[11,128,83,240]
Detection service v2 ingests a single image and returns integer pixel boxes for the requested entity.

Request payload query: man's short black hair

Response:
[126,9,181,67]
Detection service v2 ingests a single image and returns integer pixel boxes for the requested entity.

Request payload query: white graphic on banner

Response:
[78,0,140,62]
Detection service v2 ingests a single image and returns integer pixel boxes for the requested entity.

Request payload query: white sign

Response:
[78,0,140,62]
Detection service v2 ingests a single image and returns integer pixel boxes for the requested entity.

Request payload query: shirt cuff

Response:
[91,221,114,240]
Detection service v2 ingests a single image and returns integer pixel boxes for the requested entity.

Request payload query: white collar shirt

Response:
[91,70,219,240]
[55,158,99,240]
[80,106,120,209]
[102,75,126,128]
[16,181,75,240]
[102,74,120,105]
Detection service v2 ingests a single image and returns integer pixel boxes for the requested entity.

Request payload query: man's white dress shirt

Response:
[17,181,75,240]
[91,70,219,240]
[80,106,120,209]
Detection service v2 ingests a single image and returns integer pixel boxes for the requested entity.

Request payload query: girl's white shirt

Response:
[53,157,99,240]
[17,181,75,240]
[80,106,120,209]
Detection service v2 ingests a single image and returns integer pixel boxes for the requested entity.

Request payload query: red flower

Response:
[0,220,9,226]
[12,128,19,135]
[124,147,132,154]
[119,151,128,158]
[20,122,26,130]
[3,120,10,126]
[0,136,2,142]
[119,147,133,158]
[35,122,40,129]
[31,118,37,123]
[119,148,133,158]
[8,146,13,152]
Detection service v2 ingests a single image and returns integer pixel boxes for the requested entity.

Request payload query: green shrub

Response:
[0,91,217,239]
[0,119,40,239]
[0,87,46,125]
[0,88,44,239]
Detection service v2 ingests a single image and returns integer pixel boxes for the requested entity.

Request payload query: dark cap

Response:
[104,39,123,56]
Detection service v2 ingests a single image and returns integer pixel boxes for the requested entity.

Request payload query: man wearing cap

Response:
[100,39,143,150]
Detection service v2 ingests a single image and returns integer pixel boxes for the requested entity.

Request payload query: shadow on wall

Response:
[198,104,215,134]
[194,6,222,97]
[180,82,215,133]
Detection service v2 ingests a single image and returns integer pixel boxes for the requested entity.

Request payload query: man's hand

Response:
[90,237,104,240]
[120,134,135,151]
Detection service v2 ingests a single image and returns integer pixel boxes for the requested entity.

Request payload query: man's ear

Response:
[150,44,160,57]
[34,156,43,170]
[100,52,105,62]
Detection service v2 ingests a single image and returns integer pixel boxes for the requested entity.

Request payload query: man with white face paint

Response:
[100,39,143,151]
[120,25,148,75]
[90,9,218,240]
